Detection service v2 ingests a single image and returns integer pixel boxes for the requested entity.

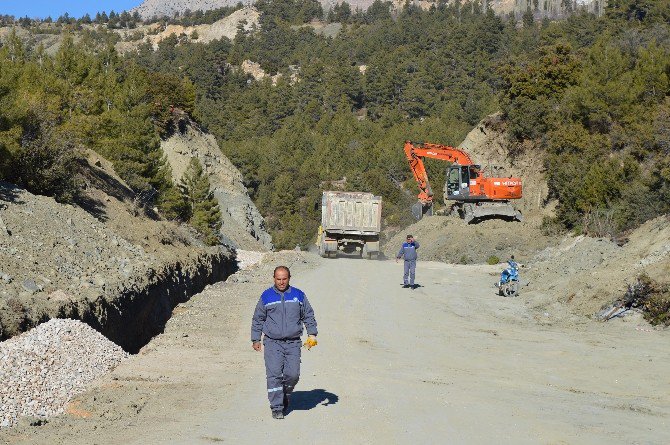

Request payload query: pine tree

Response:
[179,158,222,245]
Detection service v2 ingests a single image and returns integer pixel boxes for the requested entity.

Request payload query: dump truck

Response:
[318,191,382,259]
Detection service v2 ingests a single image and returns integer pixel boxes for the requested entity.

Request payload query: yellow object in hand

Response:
[304,335,317,350]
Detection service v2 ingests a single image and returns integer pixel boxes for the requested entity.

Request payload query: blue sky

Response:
[0,1,141,19]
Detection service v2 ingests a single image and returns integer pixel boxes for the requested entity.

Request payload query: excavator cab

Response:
[445,165,480,200]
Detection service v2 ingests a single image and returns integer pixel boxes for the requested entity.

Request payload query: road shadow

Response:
[399,283,422,289]
[287,389,338,414]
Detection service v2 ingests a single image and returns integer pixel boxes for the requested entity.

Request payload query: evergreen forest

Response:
[1,0,669,248]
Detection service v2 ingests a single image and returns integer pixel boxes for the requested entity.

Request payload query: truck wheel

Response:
[319,243,329,258]
[368,252,378,260]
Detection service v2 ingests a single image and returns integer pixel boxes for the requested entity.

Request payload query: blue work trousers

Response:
[264,337,301,411]
[403,259,416,286]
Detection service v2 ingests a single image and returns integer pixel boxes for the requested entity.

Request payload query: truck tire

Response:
[318,233,328,258]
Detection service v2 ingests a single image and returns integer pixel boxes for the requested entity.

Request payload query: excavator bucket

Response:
[411,201,433,220]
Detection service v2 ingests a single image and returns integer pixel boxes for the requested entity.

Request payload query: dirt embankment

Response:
[0,146,249,349]
[524,216,670,318]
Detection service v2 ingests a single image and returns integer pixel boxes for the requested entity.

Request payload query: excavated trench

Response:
[77,249,238,353]
[1,249,237,354]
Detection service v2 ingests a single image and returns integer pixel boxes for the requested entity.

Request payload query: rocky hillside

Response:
[131,0,600,19]
[132,0,253,19]
[130,0,499,17]
[115,7,260,53]
[0,144,261,348]
[161,118,272,250]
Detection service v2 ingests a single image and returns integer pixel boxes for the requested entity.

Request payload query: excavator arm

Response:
[403,141,475,213]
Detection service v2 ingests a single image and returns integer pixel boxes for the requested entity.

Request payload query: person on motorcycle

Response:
[497,255,520,296]
[500,255,519,284]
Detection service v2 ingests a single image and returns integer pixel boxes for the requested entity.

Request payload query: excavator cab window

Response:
[446,166,470,198]
[460,166,470,192]
[446,167,460,196]
[469,166,480,181]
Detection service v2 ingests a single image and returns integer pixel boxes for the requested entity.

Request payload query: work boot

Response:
[272,410,284,420]
[282,394,290,414]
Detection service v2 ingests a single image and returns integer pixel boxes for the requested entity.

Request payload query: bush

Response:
[540,216,565,236]
[486,255,500,265]
[16,137,82,203]
[639,275,670,326]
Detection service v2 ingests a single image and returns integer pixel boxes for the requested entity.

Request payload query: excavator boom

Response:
[403,141,523,223]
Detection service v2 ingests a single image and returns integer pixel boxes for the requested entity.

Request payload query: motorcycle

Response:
[496,259,519,297]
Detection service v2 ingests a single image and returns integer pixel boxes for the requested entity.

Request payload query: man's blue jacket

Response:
[251,286,318,341]
[397,240,420,261]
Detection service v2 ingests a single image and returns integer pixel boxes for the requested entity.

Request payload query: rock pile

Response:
[235,250,266,270]
[0,319,128,427]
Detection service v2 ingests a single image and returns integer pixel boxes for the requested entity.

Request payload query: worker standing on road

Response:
[396,234,420,289]
[251,266,318,420]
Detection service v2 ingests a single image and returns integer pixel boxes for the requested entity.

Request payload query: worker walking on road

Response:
[396,234,420,289]
[251,266,318,419]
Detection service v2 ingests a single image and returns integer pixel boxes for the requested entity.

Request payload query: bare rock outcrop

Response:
[116,7,260,53]
[161,121,273,251]
[132,0,254,20]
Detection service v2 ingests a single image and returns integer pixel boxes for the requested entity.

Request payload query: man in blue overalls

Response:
[396,234,420,289]
[251,266,318,419]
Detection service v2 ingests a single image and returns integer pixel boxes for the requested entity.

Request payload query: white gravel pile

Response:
[0,319,128,427]
[235,250,266,270]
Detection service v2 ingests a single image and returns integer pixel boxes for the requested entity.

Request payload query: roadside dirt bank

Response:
[1,252,667,444]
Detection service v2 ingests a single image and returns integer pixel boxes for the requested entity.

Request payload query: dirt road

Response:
[3,253,669,444]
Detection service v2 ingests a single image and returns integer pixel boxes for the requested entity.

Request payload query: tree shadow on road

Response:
[287,389,338,413]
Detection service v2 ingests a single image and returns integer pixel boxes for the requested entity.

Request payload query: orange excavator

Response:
[403,141,523,223]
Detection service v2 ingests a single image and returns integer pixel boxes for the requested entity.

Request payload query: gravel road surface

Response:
[2,252,668,444]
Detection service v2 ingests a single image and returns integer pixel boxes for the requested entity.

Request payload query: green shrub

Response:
[458,254,470,265]
[639,276,670,327]
[486,255,500,265]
